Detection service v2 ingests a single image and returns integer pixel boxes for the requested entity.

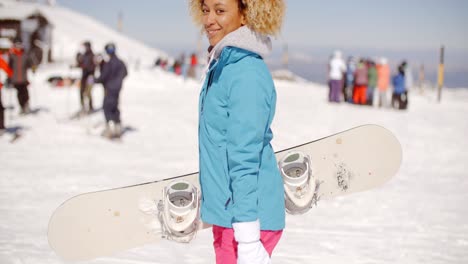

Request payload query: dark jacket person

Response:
[95,43,127,138]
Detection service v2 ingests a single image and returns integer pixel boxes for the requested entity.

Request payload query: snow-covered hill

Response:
[1,1,467,264]
[1,0,167,65]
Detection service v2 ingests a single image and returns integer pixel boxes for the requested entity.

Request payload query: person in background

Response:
[179,53,189,80]
[344,56,356,103]
[327,50,346,103]
[367,60,378,106]
[189,0,286,263]
[171,60,182,75]
[160,58,168,70]
[0,39,13,135]
[76,41,96,114]
[391,64,408,110]
[401,60,413,93]
[187,52,198,79]
[95,43,127,138]
[353,58,368,105]
[376,57,390,107]
[9,38,34,115]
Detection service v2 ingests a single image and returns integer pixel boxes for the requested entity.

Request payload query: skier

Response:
[76,41,96,114]
[376,57,390,107]
[0,39,13,135]
[9,38,35,115]
[94,43,127,138]
[189,0,286,263]
[327,50,346,103]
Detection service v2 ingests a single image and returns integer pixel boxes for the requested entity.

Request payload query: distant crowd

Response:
[1,38,414,141]
[0,38,128,139]
[328,50,411,110]
[154,52,199,80]
[1,36,203,140]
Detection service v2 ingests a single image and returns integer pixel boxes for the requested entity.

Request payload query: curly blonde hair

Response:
[189,0,285,36]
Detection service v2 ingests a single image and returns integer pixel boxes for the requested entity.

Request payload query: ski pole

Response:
[31,67,37,111]
[8,85,13,121]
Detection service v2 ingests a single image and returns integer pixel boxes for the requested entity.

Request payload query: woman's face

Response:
[202,0,245,47]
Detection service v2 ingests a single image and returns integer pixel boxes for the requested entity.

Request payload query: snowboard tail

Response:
[48,124,402,261]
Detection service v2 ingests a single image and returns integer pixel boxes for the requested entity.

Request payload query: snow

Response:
[1,2,468,264]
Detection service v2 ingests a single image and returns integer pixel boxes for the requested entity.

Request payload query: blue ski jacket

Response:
[95,55,127,96]
[198,27,285,231]
[392,73,406,95]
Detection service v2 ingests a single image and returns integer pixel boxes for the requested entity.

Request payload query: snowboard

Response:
[48,124,402,261]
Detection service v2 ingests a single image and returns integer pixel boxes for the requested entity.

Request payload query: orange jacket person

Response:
[376,58,390,107]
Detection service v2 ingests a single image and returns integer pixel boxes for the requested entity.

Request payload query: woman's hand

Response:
[233,220,271,264]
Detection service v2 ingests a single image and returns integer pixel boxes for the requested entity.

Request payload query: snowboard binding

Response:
[279,151,320,215]
[157,180,200,243]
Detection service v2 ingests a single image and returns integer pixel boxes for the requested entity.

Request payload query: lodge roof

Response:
[0,0,50,23]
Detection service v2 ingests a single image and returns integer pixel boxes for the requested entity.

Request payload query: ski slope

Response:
[1,2,468,264]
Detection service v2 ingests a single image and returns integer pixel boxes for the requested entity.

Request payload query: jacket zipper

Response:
[200,63,217,113]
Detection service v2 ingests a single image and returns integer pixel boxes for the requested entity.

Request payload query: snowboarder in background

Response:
[367,60,378,106]
[376,57,390,107]
[327,50,346,103]
[95,43,127,138]
[9,38,35,115]
[353,59,369,105]
[76,41,96,114]
[189,0,286,263]
[0,39,13,135]
[391,64,408,110]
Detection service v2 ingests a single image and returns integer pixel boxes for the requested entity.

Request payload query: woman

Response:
[189,0,286,263]
[327,50,346,103]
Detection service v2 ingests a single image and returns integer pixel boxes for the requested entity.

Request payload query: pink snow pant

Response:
[212,225,283,264]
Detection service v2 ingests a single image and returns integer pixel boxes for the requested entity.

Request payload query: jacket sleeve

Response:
[0,58,13,77]
[119,61,128,80]
[225,64,272,223]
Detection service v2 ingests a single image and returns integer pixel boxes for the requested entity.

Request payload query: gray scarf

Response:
[207,26,272,63]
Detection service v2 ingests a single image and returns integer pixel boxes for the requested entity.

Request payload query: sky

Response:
[57,0,468,53]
